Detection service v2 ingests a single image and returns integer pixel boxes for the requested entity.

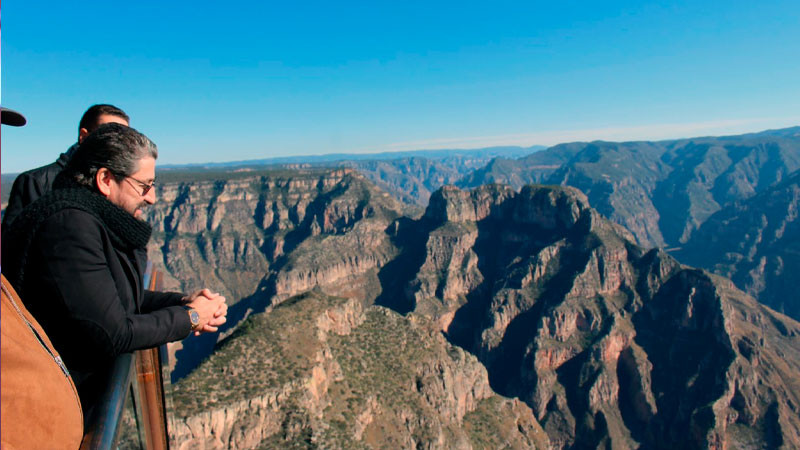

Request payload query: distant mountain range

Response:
[158,145,543,169]
[459,127,800,249]
[1,145,542,209]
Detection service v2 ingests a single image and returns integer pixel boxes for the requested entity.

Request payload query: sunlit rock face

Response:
[169,292,549,449]
[144,168,406,308]
[147,167,800,449]
[145,168,410,381]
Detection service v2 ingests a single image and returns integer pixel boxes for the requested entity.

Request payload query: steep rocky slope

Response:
[652,132,800,245]
[381,184,800,448]
[458,127,800,249]
[545,141,669,248]
[169,291,550,449]
[676,170,800,320]
[143,168,408,379]
[159,173,800,449]
[144,168,405,308]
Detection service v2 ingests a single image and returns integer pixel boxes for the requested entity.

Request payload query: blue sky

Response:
[2,0,799,173]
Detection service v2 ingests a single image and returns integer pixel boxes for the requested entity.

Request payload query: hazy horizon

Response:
[3,121,800,175]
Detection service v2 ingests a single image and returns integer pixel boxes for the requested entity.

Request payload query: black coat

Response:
[2,146,74,234]
[2,185,191,408]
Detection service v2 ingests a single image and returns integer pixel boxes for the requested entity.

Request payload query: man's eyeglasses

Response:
[123,176,156,196]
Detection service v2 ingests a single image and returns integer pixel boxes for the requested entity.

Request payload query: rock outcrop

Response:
[143,167,800,449]
[386,183,800,449]
[144,168,406,308]
[169,291,549,449]
[145,168,409,380]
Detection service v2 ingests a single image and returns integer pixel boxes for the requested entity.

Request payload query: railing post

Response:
[133,347,169,450]
[135,264,171,450]
[79,353,134,450]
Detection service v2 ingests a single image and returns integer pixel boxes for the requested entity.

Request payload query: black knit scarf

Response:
[2,179,152,297]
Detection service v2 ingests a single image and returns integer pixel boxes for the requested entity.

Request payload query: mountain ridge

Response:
[458,126,800,249]
[146,172,800,448]
[676,169,800,319]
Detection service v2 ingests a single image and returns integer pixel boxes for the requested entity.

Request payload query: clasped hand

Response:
[183,288,228,336]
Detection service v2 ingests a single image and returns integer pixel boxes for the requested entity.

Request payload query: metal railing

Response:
[80,262,171,450]
[79,353,135,449]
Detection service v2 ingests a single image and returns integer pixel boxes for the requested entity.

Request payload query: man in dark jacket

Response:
[2,123,227,416]
[2,104,130,233]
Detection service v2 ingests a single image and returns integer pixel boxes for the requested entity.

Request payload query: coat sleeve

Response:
[2,172,43,233]
[142,290,185,312]
[32,210,192,365]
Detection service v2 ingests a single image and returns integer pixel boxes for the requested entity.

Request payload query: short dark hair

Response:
[78,104,130,138]
[63,123,158,189]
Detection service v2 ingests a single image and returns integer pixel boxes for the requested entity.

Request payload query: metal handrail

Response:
[79,353,134,450]
[80,262,171,449]
[133,347,170,449]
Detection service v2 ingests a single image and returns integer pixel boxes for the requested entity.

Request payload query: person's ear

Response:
[78,127,90,143]
[95,168,115,197]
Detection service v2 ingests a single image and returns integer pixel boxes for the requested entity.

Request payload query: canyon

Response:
[3,128,799,448]
[137,167,800,448]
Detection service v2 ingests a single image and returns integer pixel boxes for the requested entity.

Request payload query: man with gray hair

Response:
[2,123,227,415]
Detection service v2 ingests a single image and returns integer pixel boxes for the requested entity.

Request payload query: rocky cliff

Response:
[677,169,800,320]
[144,168,409,379]
[144,168,406,308]
[384,184,800,449]
[146,168,800,448]
[169,291,550,449]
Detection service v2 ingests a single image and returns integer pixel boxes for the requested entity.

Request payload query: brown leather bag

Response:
[1,274,84,449]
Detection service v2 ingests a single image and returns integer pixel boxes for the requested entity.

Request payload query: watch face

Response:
[190,310,200,326]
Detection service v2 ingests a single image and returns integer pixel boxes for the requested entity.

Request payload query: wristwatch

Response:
[184,306,200,331]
